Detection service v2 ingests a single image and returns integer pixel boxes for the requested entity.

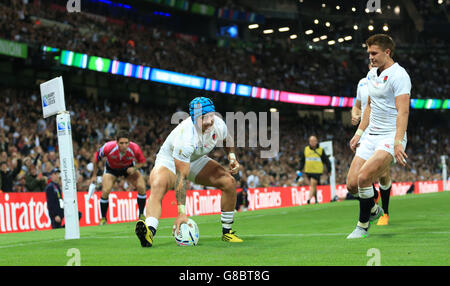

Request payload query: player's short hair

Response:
[366,34,395,57]
[116,129,130,141]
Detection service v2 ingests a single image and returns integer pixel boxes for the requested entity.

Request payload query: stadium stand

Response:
[0,0,448,193]
[0,86,448,193]
[0,0,448,99]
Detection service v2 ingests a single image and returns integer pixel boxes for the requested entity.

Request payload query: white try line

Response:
[3,230,450,249]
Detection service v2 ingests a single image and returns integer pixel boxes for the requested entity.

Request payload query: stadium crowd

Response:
[0,1,448,193]
[0,0,449,100]
[0,87,447,194]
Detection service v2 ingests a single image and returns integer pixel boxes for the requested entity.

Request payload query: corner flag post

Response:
[40,76,80,240]
[320,140,336,201]
[442,155,447,191]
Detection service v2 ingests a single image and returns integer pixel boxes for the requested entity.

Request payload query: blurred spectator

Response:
[25,164,48,192]
[45,168,64,229]
[45,167,82,229]
[235,181,249,212]
[0,156,22,192]
[247,170,260,188]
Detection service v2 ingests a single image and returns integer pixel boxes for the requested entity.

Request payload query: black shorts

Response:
[104,162,133,178]
[305,173,321,185]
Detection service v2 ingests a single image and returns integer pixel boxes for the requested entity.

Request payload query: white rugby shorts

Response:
[154,153,212,182]
[355,132,407,164]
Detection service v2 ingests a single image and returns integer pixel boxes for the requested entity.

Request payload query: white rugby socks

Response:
[221,211,234,234]
[145,216,159,235]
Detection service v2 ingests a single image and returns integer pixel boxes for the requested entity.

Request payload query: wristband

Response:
[228,153,236,161]
[178,205,186,215]
[394,140,402,146]
[355,129,364,136]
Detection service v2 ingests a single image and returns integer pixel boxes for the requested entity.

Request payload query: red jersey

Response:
[94,141,146,169]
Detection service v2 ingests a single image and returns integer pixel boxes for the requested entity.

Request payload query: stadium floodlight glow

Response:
[352,7,356,12]
[320,35,327,40]
[322,3,326,8]
[336,5,340,10]
[338,38,344,43]
[313,37,320,42]
[263,29,274,34]
[279,27,290,32]
[328,40,336,45]
[344,36,352,41]
[394,6,400,15]
[305,29,314,35]
[365,8,370,13]
[376,8,382,13]
[290,34,298,39]
[248,24,259,29]
[438,0,443,4]
[353,24,359,30]
[325,22,330,27]
[368,25,374,31]
[314,19,319,24]
[270,108,278,112]
[383,24,389,31]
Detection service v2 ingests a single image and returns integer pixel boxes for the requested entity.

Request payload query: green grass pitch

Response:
[1,192,449,266]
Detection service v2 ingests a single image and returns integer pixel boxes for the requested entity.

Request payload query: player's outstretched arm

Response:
[173,158,190,235]
[394,93,410,166]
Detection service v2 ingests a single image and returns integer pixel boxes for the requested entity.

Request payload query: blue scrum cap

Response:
[189,97,215,123]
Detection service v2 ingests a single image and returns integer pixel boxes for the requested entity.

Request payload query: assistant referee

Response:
[298,135,331,204]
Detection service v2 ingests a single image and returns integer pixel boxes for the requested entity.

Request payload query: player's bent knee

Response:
[346,182,358,194]
[357,172,372,187]
[218,174,236,192]
[346,176,358,194]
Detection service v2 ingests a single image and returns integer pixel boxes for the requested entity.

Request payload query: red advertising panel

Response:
[0,180,447,234]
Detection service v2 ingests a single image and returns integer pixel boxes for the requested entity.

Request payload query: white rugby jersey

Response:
[356,77,369,119]
[158,115,228,162]
[366,62,411,134]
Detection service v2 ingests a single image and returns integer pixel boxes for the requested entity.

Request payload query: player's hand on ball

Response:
[394,144,408,167]
[173,214,189,236]
[349,135,360,153]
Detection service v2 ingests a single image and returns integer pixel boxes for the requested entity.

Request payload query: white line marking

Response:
[4,230,449,249]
